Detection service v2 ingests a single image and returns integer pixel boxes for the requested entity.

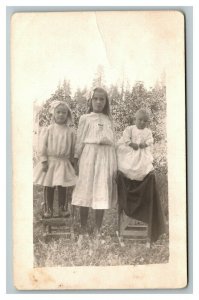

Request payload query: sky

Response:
[11,11,181,104]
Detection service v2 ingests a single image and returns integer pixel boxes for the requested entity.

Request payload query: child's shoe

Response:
[58,206,70,217]
[146,238,151,249]
[77,234,84,248]
[77,226,89,247]
[93,229,105,247]
[77,233,89,248]
[43,208,53,218]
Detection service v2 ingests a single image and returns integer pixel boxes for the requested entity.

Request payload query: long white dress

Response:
[34,123,76,187]
[117,125,154,181]
[72,113,118,209]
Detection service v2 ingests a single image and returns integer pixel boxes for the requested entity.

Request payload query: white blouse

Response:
[122,125,153,146]
[38,123,76,162]
[74,112,115,158]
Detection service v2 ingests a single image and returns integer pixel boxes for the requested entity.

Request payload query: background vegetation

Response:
[33,66,168,267]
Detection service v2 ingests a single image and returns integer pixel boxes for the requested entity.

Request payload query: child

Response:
[34,101,76,218]
[72,87,117,241]
[117,109,154,181]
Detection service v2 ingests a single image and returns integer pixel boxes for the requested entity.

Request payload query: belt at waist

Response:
[84,142,113,146]
[48,155,70,161]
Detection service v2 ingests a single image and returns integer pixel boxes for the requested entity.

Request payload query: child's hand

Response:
[42,161,48,172]
[139,142,147,149]
[74,158,79,175]
[129,142,139,150]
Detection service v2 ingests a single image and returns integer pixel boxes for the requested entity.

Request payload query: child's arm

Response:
[70,130,79,175]
[73,158,79,175]
[145,129,154,146]
[38,127,49,171]
[139,130,153,148]
[123,126,139,150]
[70,129,76,165]
[122,126,132,145]
[74,115,89,175]
[129,142,139,150]
[41,161,48,172]
[74,115,87,159]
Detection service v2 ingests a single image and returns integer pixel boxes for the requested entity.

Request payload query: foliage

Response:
[34,72,167,176]
[38,79,72,127]
[92,64,106,89]
[36,78,167,143]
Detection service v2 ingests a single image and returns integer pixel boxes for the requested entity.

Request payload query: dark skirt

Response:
[117,171,166,242]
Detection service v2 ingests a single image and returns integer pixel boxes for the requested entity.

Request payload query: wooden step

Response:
[41,217,70,226]
[124,225,148,230]
[123,236,147,241]
[43,232,71,238]
[50,226,70,232]
[121,230,147,237]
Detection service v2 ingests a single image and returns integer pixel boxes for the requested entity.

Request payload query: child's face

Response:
[54,104,68,124]
[135,113,148,129]
[92,91,106,113]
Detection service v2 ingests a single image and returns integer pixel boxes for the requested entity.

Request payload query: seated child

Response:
[117,109,154,181]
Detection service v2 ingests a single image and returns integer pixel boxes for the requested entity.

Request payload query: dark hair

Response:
[87,87,112,118]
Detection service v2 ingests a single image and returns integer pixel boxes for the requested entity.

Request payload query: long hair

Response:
[87,87,112,118]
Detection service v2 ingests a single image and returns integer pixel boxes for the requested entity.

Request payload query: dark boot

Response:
[43,186,55,218]
[58,186,70,217]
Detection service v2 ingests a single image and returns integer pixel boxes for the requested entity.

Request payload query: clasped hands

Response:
[129,142,147,150]
[41,161,48,172]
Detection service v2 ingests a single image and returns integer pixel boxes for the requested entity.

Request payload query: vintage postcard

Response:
[11,11,187,289]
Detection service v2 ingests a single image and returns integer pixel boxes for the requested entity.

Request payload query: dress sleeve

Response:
[122,126,132,145]
[111,120,117,147]
[145,129,154,146]
[38,127,49,162]
[99,118,115,146]
[74,115,87,159]
[70,129,76,163]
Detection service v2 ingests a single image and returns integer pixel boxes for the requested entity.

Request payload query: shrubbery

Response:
[34,78,167,174]
[36,80,166,136]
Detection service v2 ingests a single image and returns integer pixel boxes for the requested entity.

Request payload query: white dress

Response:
[72,113,118,209]
[34,123,76,187]
[117,125,154,181]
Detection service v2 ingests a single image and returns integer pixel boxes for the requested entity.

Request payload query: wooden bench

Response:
[41,215,74,241]
[117,211,150,248]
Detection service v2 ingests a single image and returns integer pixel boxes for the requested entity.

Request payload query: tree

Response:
[38,80,72,127]
[63,79,72,103]
[92,65,106,89]
[72,87,88,127]
[37,77,167,143]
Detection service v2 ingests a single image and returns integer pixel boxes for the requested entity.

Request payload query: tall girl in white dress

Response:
[72,88,117,238]
[34,101,76,217]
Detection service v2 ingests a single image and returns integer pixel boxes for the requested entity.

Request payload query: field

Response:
[33,142,169,267]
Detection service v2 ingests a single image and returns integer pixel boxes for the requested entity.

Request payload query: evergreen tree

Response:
[92,65,106,89]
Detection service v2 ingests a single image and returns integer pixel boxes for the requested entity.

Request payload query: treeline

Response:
[37,78,166,143]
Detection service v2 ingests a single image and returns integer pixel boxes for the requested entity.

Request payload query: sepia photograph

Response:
[11,10,186,289]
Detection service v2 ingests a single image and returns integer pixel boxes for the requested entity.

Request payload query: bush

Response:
[35,81,166,140]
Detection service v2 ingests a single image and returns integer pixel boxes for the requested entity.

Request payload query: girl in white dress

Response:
[72,88,117,239]
[34,101,76,218]
[117,109,154,181]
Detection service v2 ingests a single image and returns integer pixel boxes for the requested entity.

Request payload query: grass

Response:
[33,170,169,267]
